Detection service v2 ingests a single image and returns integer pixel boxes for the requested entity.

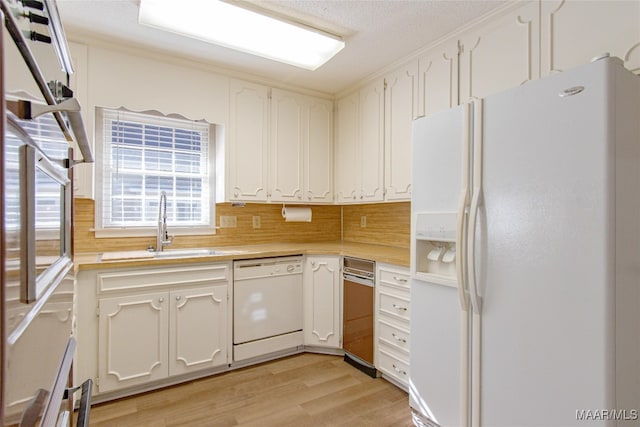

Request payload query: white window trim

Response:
[94,107,216,238]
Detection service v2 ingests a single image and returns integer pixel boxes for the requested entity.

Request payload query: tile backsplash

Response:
[73,198,409,253]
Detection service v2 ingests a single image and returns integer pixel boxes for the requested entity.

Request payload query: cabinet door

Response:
[98,292,169,393]
[270,89,304,202]
[459,1,539,102]
[359,80,385,202]
[169,285,228,376]
[228,80,269,201]
[303,256,341,348]
[335,92,359,203]
[541,0,640,75]
[305,97,334,203]
[418,40,459,116]
[385,61,418,201]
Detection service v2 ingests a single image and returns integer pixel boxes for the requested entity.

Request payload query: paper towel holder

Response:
[281,204,313,222]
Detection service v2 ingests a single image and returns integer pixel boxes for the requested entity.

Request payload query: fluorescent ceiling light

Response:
[138,0,345,70]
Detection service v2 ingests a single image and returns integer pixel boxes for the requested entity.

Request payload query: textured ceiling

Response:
[57,0,506,95]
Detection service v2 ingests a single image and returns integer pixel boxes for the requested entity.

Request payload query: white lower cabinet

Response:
[78,263,231,395]
[303,256,342,349]
[169,285,228,376]
[375,263,410,390]
[98,291,170,392]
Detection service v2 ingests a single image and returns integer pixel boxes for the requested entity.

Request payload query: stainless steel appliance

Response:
[2,0,93,425]
[233,256,304,362]
[342,256,376,377]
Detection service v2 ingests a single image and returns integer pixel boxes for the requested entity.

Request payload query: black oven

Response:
[1,0,93,426]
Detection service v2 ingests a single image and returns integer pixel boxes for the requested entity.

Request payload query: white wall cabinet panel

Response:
[304,256,341,348]
[98,292,170,393]
[359,80,385,202]
[305,98,334,203]
[335,92,360,203]
[270,89,304,202]
[169,285,228,376]
[229,80,270,201]
[459,1,540,102]
[335,81,385,203]
[540,0,640,75]
[270,90,333,203]
[418,40,459,116]
[384,60,419,201]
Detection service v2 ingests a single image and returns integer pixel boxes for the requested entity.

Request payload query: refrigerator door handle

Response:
[468,99,483,315]
[456,103,472,312]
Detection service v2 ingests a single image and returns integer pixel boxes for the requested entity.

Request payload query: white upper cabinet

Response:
[335,80,385,203]
[228,79,270,202]
[418,40,459,117]
[540,0,640,75]
[335,91,359,203]
[384,60,419,201]
[458,1,540,102]
[270,89,333,203]
[270,89,305,202]
[305,97,334,203]
[359,80,385,203]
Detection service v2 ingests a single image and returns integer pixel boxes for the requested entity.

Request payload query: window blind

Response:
[5,114,68,230]
[100,109,211,228]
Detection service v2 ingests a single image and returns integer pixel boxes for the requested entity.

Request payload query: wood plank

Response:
[84,354,413,426]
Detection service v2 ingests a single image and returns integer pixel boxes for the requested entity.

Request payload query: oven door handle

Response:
[64,379,93,427]
[343,273,374,287]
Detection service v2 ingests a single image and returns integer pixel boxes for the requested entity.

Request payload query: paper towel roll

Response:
[281,206,312,222]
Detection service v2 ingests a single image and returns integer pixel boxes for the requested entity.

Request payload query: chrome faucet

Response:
[156,191,173,252]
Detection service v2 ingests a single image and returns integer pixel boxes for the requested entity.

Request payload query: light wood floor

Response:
[86,353,414,426]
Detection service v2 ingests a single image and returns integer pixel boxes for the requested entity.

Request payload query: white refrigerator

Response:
[409,56,640,427]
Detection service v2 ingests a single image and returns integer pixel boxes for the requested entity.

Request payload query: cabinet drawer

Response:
[378,319,410,355]
[98,264,230,294]
[378,348,409,387]
[378,268,410,292]
[379,291,410,322]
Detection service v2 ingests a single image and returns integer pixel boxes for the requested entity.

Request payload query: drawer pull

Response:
[392,303,408,312]
[391,333,407,343]
[393,276,408,283]
[392,364,407,376]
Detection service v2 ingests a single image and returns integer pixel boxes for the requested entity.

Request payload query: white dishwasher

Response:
[233,256,304,361]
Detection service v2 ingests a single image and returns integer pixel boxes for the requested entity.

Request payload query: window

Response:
[6,113,69,231]
[95,108,214,236]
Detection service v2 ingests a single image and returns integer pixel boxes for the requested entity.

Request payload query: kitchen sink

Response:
[151,248,247,258]
[152,248,218,258]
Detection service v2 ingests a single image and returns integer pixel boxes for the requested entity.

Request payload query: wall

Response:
[74,198,342,253]
[342,202,410,249]
[74,199,411,253]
